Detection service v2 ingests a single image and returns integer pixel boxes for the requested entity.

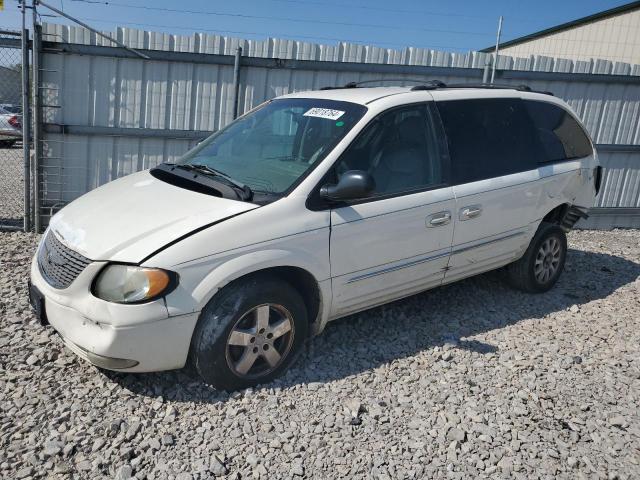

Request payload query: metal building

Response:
[482,1,640,65]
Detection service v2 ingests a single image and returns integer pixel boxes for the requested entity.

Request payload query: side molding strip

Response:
[451,230,526,256]
[345,229,527,284]
[346,251,450,284]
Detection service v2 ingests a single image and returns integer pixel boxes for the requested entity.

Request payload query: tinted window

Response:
[335,104,446,196]
[436,98,539,184]
[524,100,592,162]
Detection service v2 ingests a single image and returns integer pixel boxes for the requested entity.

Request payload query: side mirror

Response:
[319,170,375,201]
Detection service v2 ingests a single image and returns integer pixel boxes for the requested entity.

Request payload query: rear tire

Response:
[506,222,567,293]
[190,274,308,390]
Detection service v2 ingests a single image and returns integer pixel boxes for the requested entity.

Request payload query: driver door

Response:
[327,103,455,317]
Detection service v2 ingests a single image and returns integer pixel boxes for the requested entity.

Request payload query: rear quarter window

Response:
[524,100,593,163]
[436,98,539,184]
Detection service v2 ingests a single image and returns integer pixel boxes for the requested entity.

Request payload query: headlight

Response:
[93,264,177,304]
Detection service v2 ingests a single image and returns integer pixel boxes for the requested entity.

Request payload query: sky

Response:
[0,0,634,54]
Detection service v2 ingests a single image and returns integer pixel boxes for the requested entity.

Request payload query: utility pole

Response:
[491,16,503,84]
[232,47,242,119]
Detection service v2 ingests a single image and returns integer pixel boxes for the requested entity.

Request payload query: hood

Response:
[49,170,258,262]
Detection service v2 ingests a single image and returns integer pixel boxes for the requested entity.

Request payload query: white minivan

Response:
[29,83,601,390]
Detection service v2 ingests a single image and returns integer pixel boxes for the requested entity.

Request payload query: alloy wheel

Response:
[225,304,295,379]
[534,236,562,284]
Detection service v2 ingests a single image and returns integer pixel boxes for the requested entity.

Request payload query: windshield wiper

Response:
[186,164,246,188]
[166,163,253,201]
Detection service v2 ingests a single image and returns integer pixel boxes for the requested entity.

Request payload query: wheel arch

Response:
[541,202,589,232]
[190,251,328,333]
[230,266,323,331]
[542,203,570,226]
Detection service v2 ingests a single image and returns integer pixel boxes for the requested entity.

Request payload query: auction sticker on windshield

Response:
[303,108,345,120]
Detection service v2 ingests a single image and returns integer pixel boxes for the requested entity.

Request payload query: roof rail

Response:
[319,80,554,96]
[410,80,447,91]
[319,84,357,91]
[410,82,554,96]
[320,78,443,90]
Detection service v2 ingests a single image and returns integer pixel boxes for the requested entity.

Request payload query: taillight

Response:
[593,166,602,195]
[8,116,21,129]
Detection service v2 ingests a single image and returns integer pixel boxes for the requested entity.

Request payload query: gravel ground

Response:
[1,230,639,479]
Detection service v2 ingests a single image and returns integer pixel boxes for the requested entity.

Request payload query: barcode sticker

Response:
[303,108,345,120]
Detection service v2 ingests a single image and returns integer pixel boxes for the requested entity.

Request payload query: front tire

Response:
[190,274,308,390]
[506,222,567,293]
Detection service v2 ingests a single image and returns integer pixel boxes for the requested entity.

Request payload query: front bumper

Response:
[60,334,140,370]
[30,255,200,372]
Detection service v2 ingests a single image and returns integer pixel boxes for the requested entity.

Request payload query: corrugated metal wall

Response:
[37,23,640,228]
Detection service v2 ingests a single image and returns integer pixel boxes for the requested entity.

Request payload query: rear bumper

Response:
[30,255,200,372]
[0,130,20,139]
[560,205,590,231]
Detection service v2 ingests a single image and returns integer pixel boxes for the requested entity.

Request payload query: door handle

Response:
[427,211,451,227]
[459,205,482,221]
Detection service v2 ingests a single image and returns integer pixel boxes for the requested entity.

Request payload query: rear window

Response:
[524,100,592,163]
[436,98,539,184]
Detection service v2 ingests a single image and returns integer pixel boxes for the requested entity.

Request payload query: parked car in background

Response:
[0,104,22,147]
[0,103,22,113]
[29,83,601,390]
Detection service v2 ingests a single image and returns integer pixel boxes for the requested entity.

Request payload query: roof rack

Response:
[409,80,446,91]
[411,82,554,95]
[320,79,553,96]
[320,78,443,90]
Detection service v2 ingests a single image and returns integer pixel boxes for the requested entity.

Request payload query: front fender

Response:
[162,248,332,331]
[192,248,327,307]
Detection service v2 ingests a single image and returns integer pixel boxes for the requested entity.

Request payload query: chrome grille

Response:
[37,231,92,289]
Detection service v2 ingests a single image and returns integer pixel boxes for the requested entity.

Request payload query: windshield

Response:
[178,98,367,195]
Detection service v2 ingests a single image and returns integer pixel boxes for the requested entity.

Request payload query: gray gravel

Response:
[1,229,639,479]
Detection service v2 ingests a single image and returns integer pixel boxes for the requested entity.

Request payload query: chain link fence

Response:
[0,30,27,230]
